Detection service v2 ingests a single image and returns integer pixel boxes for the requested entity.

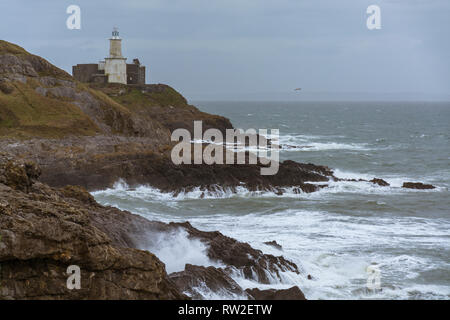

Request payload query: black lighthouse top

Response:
[112,27,120,38]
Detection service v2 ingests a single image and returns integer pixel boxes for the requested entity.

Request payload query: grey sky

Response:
[1,0,449,101]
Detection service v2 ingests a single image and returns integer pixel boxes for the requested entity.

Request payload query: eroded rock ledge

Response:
[0,156,306,299]
[0,155,185,299]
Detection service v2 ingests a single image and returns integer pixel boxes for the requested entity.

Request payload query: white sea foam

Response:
[273,134,371,152]
[184,282,249,300]
[92,171,445,207]
[169,209,450,300]
[92,185,450,299]
[138,228,222,274]
[92,174,448,300]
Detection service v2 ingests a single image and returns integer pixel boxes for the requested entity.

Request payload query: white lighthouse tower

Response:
[104,27,127,84]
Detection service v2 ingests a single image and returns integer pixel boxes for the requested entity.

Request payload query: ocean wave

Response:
[137,228,223,274]
[92,173,446,206]
[275,133,371,152]
[172,209,450,300]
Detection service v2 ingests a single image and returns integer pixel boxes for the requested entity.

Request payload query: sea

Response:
[92,101,450,300]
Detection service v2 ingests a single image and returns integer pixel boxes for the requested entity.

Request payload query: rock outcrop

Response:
[0,156,185,299]
[402,182,435,190]
[169,264,247,299]
[0,40,439,301]
[245,287,306,300]
[370,178,390,187]
[264,241,283,250]
[0,156,306,299]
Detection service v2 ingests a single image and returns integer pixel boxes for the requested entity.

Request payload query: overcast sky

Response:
[1,0,449,101]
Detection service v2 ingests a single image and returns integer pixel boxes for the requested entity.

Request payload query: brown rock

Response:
[165,222,299,284]
[402,182,435,190]
[264,241,283,250]
[245,286,306,300]
[0,81,14,94]
[169,264,247,299]
[370,178,390,187]
[0,157,186,300]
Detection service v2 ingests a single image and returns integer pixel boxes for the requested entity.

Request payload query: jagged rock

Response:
[264,241,283,250]
[0,156,41,192]
[370,178,390,187]
[164,222,299,284]
[245,287,306,300]
[60,185,97,206]
[86,200,302,286]
[169,264,247,299]
[0,41,338,194]
[402,182,435,190]
[89,208,303,286]
[0,158,186,300]
[0,80,14,94]
[0,135,336,193]
[0,157,308,299]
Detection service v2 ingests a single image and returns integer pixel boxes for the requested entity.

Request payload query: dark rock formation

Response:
[402,182,435,190]
[169,264,247,299]
[264,241,283,250]
[1,40,438,301]
[89,209,301,285]
[0,136,335,193]
[0,155,306,299]
[245,287,306,300]
[0,40,336,195]
[165,222,299,284]
[370,178,390,187]
[0,156,185,300]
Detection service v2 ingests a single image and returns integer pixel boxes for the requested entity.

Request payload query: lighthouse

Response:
[72,28,146,85]
[104,27,127,84]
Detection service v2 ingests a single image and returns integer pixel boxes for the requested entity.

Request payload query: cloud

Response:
[1,0,449,99]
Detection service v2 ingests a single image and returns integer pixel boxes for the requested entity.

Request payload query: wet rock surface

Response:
[0,156,185,300]
[165,222,299,284]
[264,241,283,250]
[245,287,306,300]
[0,137,336,193]
[0,156,306,299]
[370,178,390,187]
[0,40,439,300]
[169,264,247,299]
[402,182,436,190]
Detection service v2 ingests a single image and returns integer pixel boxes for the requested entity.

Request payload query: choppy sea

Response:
[93,101,450,300]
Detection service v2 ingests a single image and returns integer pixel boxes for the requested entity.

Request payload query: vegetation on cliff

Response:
[0,40,232,141]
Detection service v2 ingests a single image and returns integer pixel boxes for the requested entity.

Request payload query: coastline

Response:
[0,40,440,300]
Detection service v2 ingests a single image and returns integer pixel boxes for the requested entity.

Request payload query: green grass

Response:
[0,40,72,80]
[0,40,28,55]
[93,84,189,111]
[0,40,196,140]
[0,81,99,139]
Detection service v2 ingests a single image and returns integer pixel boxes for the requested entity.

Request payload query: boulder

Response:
[370,178,390,187]
[169,264,247,299]
[402,182,435,190]
[0,157,186,300]
[264,241,283,250]
[245,286,306,300]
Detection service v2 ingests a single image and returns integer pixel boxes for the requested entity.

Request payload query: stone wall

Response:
[126,63,146,84]
[73,61,145,85]
[72,64,99,83]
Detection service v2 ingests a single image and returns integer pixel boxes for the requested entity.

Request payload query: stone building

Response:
[73,28,146,85]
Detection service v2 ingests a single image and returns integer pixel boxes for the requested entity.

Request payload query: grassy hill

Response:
[0,40,232,141]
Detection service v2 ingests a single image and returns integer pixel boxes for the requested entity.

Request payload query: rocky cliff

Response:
[0,155,306,299]
[0,40,338,194]
[0,40,433,300]
[0,155,185,299]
